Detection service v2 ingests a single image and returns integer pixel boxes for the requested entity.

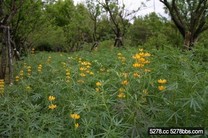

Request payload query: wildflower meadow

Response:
[0,47,208,137]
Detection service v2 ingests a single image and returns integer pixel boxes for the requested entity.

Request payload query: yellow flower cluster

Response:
[117,53,126,64]
[15,69,24,82]
[70,113,80,129]
[121,80,128,86]
[157,79,167,91]
[38,64,42,73]
[70,113,80,119]
[48,95,56,101]
[117,88,126,98]
[133,72,140,78]
[47,56,51,63]
[95,81,102,92]
[66,69,70,83]
[48,95,57,110]
[27,66,32,76]
[132,49,151,69]
[79,60,94,78]
[20,70,24,79]
[0,79,4,95]
[15,76,19,82]
[77,79,84,84]
[48,104,57,110]
[96,82,102,87]
[24,63,27,68]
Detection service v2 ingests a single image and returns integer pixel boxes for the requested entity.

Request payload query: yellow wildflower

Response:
[48,95,56,101]
[80,67,86,71]
[144,52,151,57]
[70,113,80,120]
[117,53,122,56]
[0,79,4,94]
[27,66,31,69]
[96,82,102,87]
[139,57,145,63]
[89,72,94,75]
[48,104,57,110]
[133,63,144,68]
[121,80,128,85]
[77,80,84,83]
[85,70,90,74]
[80,73,86,77]
[144,60,150,64]
[75,123,79,128]
[144,69,151,72]
[66,72,70,76]
[158,79,167,84]
[20,70,24,76]
[119,88,125,93]
[117,93,126,98]
[15,76,19,82]
[133,73,140,78]
[95,88,100,92]
[158,85,166,91]
[139,48,143,52]
[38,64,42,72]
[27,69,31,72]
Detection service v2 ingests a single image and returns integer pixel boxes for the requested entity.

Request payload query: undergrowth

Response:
[0,46,207,137]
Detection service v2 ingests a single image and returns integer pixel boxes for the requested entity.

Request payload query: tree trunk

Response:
[183,31,197,50]
[0,28,7,80]
[7,27,13,84]
[91,20,99,51]
[114,35,123,48]
[90,41,98,51]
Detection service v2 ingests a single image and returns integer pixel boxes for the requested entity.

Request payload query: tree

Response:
[160,0,208,50]
[0,0,42,83]
[0,0,24,83]
[98,0,137,48]
[129,13,164,46]
[11,0,43,53]
[46,0,92,52]
[86,0,101,51]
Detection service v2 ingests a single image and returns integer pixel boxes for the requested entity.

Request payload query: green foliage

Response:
[46,0,75,27]
[1,47,207,137]
[128,13,183,48]
[45,1,93,51]
[30,24,67,52]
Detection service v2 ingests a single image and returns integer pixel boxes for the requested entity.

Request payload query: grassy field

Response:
[0,46,208,137]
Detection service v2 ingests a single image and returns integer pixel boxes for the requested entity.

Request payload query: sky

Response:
[74,0,167,17]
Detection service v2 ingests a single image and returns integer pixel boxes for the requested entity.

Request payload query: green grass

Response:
[0,46,208,137]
